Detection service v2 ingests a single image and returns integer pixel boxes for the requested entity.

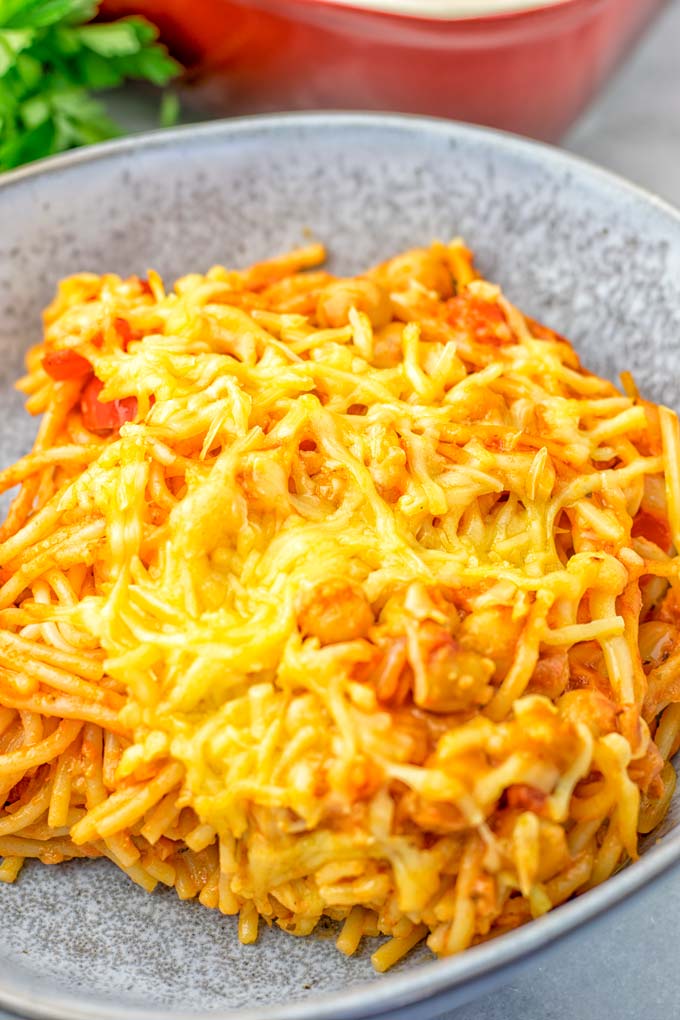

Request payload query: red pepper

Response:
[81,378,137,432]
[42,349,92,381]
[632,510,672,553]
[113,317,133,348]
[506,784,548,813]
[446,296,509,344]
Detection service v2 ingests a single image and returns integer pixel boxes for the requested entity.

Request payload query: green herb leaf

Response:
[126,16,156,46]
[0,0,182,170]
[0,29,34,74]
[1,0,94,30]
[15,50,41,87]
[77,20,145,58]
[0,114,54,167]
[121,45,179,86]
[160,90,178,129]
[20,89,49,126]
[51,24,80,55]
[75,48,124,89]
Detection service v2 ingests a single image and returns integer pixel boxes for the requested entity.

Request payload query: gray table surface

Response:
[3,3,680,1018]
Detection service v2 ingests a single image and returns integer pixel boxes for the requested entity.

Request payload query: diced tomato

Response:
[506,784,548,813]
[42,349,92,381]
[113,317,133,347]
[632,510,672,553]
[81,377,137,431]
[526,317,568,344]
[6,775,31,804]
[139,280,153,296]
[446,296,510,344]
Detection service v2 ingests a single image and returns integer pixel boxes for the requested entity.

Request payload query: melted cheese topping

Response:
[3,239,679,962]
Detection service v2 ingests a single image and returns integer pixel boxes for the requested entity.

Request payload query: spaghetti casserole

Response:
[0,240,679,970]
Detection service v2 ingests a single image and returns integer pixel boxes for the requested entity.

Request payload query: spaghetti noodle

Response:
[1,240,679,969]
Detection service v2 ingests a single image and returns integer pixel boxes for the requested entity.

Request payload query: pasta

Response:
[1,238,680,971]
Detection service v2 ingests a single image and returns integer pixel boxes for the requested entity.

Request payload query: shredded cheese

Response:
[1,239,679,965]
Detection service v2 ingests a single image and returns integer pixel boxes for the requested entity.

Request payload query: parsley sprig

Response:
[0,0,181,170]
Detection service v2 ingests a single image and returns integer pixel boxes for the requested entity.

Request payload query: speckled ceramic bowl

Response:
[1,114,680,1020]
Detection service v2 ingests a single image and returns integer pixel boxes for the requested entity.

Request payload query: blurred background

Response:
[2,0,679,205]
[99,0,667,142]
[102,0,679,210]
[104,0,679,203]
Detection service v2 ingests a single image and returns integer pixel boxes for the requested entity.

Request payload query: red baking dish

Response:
[102,0,666,140]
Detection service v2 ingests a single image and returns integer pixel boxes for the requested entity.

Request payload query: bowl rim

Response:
[2,110,680,1020]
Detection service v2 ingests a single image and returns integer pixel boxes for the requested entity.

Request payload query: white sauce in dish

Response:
[321,0,568,18]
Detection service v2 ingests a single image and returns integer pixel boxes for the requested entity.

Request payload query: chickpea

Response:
[409,621,495,713]
[298,578,374,645]
[557,689,618,738]
[526,651,569,700]
[375,249,454,298]
[638,620,675,669]
[316,279,392,329]
[459,607,523,679]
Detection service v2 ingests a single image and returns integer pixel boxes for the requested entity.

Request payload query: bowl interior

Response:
[1,114,680,1020]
